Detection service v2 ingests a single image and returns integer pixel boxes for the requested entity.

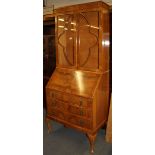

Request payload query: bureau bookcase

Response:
[46,1,110,153]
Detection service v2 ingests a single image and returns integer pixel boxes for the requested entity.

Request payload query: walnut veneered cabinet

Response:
[46,1,110,153]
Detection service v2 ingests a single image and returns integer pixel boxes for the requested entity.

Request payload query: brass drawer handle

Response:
[80,100,83,106]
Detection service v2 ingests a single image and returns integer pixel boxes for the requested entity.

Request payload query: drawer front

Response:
[47,108,65,120]
[67,115,92,129]
[47,90,93,127]
[49,90,92,108]
[48,98,66,111]
[70,96,92,108]
[68,105,92,118]
[50,90,70,102]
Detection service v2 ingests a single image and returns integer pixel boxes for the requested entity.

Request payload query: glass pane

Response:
[57,15,76,67]
[78,11,99,70]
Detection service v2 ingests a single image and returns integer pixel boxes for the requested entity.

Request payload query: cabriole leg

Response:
[86,133,97,154]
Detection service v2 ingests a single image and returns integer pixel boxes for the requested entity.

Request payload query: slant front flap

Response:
[46,68,101,97]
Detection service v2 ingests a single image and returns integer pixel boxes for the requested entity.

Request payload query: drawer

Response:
[47,108,65,120]
[48,99,66,111]
[70,96,92,108]
[68,105,92,118]
[67,115,92,129]
[50,90,70,102]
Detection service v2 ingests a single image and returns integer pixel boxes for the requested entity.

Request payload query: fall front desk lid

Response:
[46,68,101,98]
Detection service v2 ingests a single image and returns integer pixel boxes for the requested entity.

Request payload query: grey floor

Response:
[43,110,112,155]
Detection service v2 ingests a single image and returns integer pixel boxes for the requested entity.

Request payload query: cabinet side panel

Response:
[96,72,110,128]
[100,9,110,72]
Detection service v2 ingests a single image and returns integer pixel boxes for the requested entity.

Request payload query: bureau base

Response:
[45,114,107,154]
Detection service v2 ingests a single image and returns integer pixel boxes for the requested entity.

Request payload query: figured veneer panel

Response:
[49,108,66,121]
[95,72,110,127]
[67,114,92,129]
[68,105,92,119]
[69,95,92,108]
[46,68,101,98]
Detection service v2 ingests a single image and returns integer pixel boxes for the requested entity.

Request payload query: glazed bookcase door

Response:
[77,11,100,71]
[57,14,76,68]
